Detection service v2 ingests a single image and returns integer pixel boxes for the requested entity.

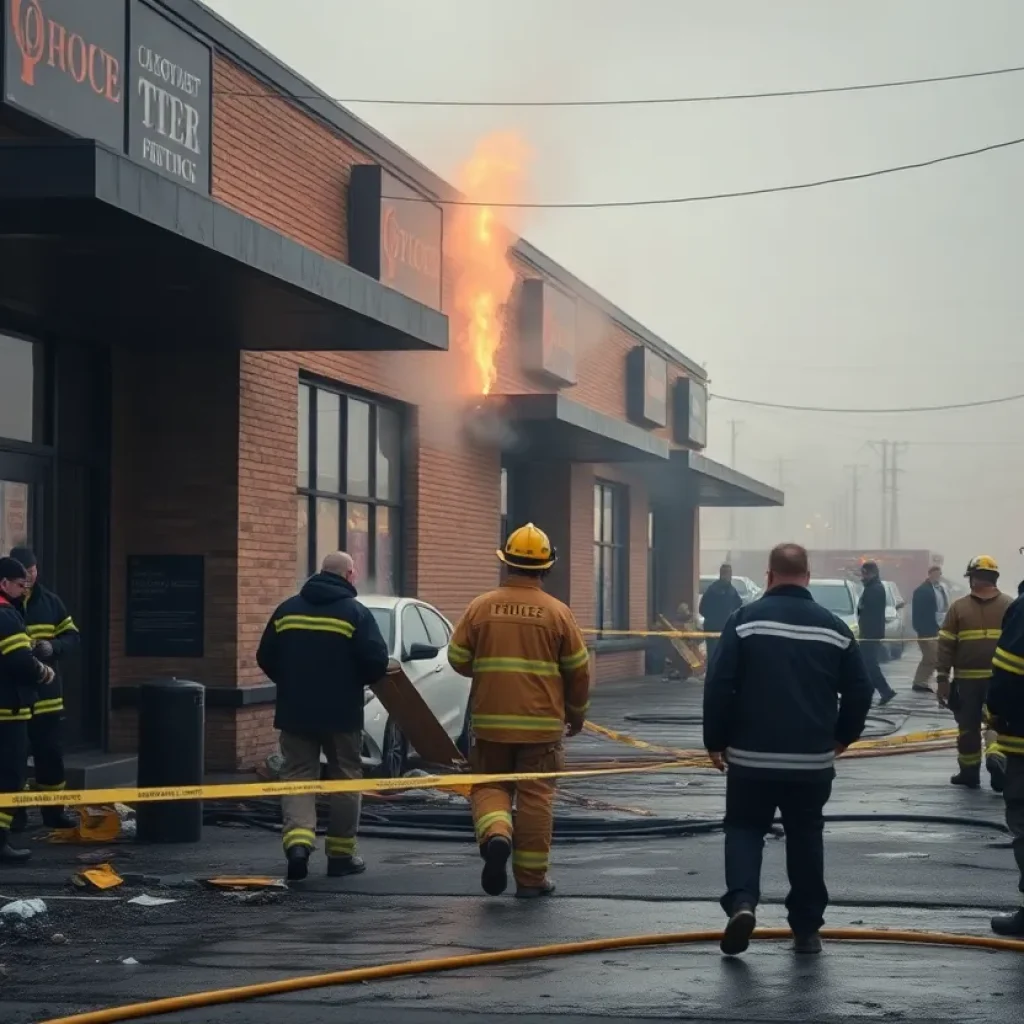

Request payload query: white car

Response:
[698,575,762,607]
[807,578,861,634]
[360,595,471,777]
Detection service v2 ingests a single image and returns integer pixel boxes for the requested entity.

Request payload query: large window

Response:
[0,335,42,444]
[594,481,627,631]
[297,381,402,594]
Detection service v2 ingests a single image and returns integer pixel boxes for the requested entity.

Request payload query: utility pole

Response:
[844,464,865,548]
[728,420,741,552]
[869,441,889,547]
[889,442,908,548]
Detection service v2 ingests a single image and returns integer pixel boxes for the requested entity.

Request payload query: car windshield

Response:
[364,607,395,652]
[808,582,854,615]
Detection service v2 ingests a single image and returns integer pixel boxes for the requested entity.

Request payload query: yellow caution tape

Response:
[583,627,934,643]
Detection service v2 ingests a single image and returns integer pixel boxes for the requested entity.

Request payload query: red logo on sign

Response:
[10,0,121,101]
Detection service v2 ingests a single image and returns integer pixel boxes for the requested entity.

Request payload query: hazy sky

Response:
[206,0,1024,583]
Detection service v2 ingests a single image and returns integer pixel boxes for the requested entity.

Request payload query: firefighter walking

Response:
[9,547,79,831]
[0,556,55,863]
[937,556,1013,791]
[448,523,591,898]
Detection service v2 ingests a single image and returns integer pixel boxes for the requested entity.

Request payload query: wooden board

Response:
[658,614,705,672]
[370,667,466,769]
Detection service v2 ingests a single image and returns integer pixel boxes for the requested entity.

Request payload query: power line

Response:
[215,63,1024,108]
[379,135,1024,208]
[709,390,1024,414]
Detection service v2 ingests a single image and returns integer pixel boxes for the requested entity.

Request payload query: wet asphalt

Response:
[2,652,1022,1023]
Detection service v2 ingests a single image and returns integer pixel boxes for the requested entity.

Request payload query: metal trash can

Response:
[135,678,204,844]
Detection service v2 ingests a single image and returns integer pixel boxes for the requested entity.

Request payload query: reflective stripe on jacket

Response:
[987,589,1024,754]
[20,582,79,715]
[936,591,1013,681]
[0,597,47,718]
[448,576,591,744]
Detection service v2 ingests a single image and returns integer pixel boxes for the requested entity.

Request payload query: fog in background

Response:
[207,0,1024,585]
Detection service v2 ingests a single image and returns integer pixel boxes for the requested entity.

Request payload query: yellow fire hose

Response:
[43,928,1024,1024]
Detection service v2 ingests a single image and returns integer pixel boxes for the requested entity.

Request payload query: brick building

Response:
[0,0,780,780]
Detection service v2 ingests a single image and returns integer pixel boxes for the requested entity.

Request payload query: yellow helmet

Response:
[497,522,556,571]
[966,555,999,576]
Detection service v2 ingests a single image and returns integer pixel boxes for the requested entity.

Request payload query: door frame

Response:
[0,448,51,564]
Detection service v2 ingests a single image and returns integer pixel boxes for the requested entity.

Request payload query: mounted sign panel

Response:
[626,345,668,428]
[518,278,577,386]
[672,376,708,449]
[348,164,444,311]
[3,0,126,149]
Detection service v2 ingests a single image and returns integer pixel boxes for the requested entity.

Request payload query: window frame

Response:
[296,378,404,593]
[594,479,628,633]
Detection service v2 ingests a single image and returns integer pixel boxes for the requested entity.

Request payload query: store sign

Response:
[626,345,668,427]
[348,163,443,311]
[128,0,211,193]
[518,278,577,386]
[672,376,708,448]
[3,0,126,150]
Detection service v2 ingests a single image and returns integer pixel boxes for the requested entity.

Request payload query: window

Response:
[297,381,402,593]
[647,509,656,625]
[402,605,432,652]
[418,606,451,648]
[500,466,508,543]
[594,481,627,631]
[0,335,40,443]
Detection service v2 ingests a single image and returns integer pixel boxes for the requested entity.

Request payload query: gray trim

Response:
[676,450,783,508]
[153,0,705,379]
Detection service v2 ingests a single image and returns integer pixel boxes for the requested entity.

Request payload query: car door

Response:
[399,604,448,733]
[416,604,467,737]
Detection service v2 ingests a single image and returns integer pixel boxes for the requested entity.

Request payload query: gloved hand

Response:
[937,677,951,708]
[37,662,55,686]
[564,715,584,738]
[33,639,53,660]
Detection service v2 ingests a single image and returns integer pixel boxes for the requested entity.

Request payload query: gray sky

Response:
[206,0,1024,584]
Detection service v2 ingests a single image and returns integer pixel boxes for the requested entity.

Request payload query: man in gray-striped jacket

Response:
[703,543,872,958]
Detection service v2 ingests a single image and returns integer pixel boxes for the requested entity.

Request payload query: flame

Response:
[448,133,532,396]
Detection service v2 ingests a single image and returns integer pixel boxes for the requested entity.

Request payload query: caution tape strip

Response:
[583,628,936,643]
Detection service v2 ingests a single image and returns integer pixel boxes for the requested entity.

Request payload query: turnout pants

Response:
[952,679,1001,772]
[0,718,29,833]
[279,730,362,859]
[912,637,938,689]
[1005,756,1024,899]
[470,739,564,888]
[28,709,66,792]
[722,774,833,935]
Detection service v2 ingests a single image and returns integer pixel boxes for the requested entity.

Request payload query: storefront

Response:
[0,0,780,777]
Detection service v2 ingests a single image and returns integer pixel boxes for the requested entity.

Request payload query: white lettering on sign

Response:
[135,44,202,186]
[136,45,201,96]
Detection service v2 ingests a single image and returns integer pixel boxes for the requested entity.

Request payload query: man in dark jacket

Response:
[857,561,896,704]
[0,556,55,863]
[700,564,742,667]
[9,547,79,830]
[910,566,947,693]
[704,543,872,957]
[256,551,389,881]
[984,578,1024,936]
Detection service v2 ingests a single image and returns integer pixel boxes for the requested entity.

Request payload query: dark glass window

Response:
[0,335,39,443]
[594,480,627,631]
[402,605,431,652]
[418,605,451,648]
[297,382,402,593]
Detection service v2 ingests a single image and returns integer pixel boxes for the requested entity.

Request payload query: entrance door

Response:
[0,451,47,561]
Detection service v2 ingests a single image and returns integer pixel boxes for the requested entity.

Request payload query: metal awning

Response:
[0,139,448,352]
[469,393,670,463]
[678,451,783,507]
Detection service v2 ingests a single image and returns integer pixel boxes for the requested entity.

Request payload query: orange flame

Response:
[448,133,532,396]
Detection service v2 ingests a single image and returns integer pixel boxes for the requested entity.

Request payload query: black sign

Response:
[126,554,205,658]
[348,164,444,311]
[518,279,577,386]
[626,346,668,427]
[128,0,211,193]
[3,0,125,149]
[672,376,708,448]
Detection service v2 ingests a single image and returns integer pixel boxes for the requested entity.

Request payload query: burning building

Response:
[0,0,782,775]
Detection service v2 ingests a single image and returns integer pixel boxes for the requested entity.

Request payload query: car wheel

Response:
[456,706,471,758]
[380,719,408,779]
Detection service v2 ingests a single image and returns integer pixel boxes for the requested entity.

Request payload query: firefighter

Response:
[936,556,1013,790]
[448,523,591,898]
[0,556,55,862]
[987,577,1024,935]
[9,547,79,831]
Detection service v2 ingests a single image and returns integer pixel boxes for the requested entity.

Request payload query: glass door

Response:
[0,451,46,558]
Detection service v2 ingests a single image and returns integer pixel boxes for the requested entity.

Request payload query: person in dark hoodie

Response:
[700,564,743,667]
[857,561,897,704]
[257,551,389,882]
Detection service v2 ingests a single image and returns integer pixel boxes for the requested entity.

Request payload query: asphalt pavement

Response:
[2,651,1022,1024]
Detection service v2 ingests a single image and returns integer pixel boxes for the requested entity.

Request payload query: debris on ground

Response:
[200,876,287,891]
[0,899,47,921]
[220,890,282,905]
[48,805,136,844]
[127,894,176,907]
[121,957,139,965]
[71,863,124,891]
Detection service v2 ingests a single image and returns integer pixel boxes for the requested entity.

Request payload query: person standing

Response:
[703,543,872,957]
[0,557,55,862]
[857,561,896,705]
[256,551,389,881]
[9,547,79,831]
[986,578,1024,936]
[937,556,1013,791]
[700,564,742,667]
[448,523,591,899]
[910,566,948,694]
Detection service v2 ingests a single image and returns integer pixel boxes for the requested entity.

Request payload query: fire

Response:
[448,133,532,396]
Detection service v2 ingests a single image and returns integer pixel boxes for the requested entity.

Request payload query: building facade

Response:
[0,0,780,778]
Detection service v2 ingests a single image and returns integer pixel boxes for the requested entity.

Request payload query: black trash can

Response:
[135,678,205,844]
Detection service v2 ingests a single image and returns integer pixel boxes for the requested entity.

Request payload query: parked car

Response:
[699,574,762,606]
[359,595,471,777]
[881,580,908,660]
[807,578,861,634]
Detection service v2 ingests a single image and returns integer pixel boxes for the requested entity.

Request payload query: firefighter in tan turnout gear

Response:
[448,523,591,898]
[937,556,1013,791]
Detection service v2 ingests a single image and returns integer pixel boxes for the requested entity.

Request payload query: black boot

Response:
[479,835,511,896]
[793,932,823,954]
[285,845,310,882]
[0,829,31,864]
[991,908,1024,936]
[987,754,1007,794]
[9,808,27,834]
[41,807,77,830]
[950,766,981,789]
[515,878,556,899]
[327,855,366,878]
[720,904,757,956]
